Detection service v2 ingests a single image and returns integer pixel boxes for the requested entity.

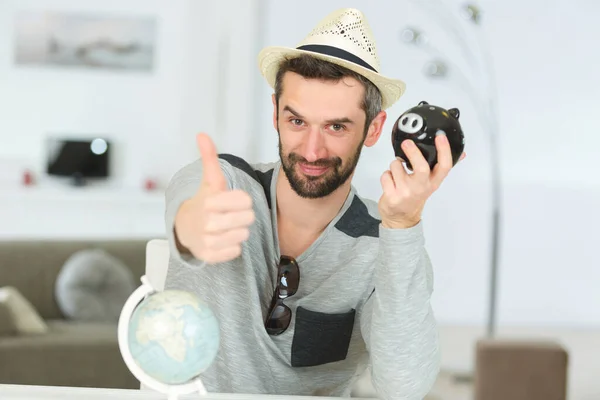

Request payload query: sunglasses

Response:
[264,255,300,336]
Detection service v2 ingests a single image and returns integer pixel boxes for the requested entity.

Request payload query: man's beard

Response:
[278,133,364,199]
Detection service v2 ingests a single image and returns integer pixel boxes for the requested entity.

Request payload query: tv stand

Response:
[0,185,165,239]
[70,173,87,187]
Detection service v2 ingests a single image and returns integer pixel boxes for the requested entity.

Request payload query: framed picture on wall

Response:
[13,11,157,72]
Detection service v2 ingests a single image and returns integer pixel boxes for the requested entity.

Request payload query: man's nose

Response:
[301,127,326,162]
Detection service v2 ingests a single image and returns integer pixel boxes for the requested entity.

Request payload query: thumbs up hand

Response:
[174,133,255,263]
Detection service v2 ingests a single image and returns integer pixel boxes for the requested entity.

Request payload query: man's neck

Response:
[275,166,352,235]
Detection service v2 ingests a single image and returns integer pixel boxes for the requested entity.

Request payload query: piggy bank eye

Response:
[398,113,424,134]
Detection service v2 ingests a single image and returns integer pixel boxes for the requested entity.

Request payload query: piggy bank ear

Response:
[448,108,460,119]
[418,100,429,106]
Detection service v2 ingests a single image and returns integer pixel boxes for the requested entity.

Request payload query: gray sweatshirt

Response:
[163,154,440,399]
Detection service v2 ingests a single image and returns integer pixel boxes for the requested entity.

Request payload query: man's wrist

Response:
[381,217,421,230]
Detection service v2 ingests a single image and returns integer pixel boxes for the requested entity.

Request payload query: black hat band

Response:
[296,44,377,73]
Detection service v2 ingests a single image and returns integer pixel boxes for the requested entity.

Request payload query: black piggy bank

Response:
[391,101,465,171]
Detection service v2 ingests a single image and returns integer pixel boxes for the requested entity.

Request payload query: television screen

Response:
[46,138,110,178]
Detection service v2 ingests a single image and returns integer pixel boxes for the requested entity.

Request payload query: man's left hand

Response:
[378,134,466,229]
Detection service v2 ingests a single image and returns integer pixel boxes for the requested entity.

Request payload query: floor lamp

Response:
[401,1,503,340]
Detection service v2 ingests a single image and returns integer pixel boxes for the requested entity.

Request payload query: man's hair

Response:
[274,54,382,135]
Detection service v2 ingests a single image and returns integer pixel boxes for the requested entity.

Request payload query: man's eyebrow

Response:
[283,105,354,125]
[325,117,354,125]
[283,105,304,118]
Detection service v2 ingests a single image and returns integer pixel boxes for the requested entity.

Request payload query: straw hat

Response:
[257,8,406,110]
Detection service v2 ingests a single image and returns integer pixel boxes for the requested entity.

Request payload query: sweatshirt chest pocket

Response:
[290,306,356,368]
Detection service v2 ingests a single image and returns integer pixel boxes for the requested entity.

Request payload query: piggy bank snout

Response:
[398,113,424,134]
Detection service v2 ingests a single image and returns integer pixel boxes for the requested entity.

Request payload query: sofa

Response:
[0,239,151,389]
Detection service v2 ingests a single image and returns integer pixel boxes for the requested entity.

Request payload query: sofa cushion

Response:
[0,286,48,335]
[0,301,17,336]
[55,249,136,323]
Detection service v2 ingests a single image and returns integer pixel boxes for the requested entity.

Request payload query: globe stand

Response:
[118,275,209,400]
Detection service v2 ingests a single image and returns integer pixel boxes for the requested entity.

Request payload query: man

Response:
[165,7,464,400]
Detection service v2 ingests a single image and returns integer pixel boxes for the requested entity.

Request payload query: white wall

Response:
[480,0,599,329]
[255,0,599,330]
[178,0,263,162]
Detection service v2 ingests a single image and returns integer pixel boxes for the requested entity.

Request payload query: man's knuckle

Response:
[416,165,429,174]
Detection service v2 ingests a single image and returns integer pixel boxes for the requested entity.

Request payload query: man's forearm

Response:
[360,223,440,400]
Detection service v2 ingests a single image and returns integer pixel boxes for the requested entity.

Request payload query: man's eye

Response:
[291,119,304,126]
[331,124,345,132]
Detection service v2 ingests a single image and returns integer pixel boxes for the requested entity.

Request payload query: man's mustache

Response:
[288,153,342,168]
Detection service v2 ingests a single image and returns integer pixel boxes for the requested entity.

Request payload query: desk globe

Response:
[118,276,220,400]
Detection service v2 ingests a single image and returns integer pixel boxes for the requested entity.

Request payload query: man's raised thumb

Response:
[197,133,227,192]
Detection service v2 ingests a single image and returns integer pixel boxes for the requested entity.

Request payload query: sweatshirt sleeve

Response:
[359,221,441,400]
[163,157,235,290]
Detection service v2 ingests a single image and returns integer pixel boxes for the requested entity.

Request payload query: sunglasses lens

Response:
[264,256,299,336]
[278,256,300,298]
[265,303,291,336]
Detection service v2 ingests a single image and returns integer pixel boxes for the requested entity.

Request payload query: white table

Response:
[0,384,370,400]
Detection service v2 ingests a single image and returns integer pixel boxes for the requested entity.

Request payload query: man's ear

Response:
[364,111,387,147]
[272,94,278,131]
